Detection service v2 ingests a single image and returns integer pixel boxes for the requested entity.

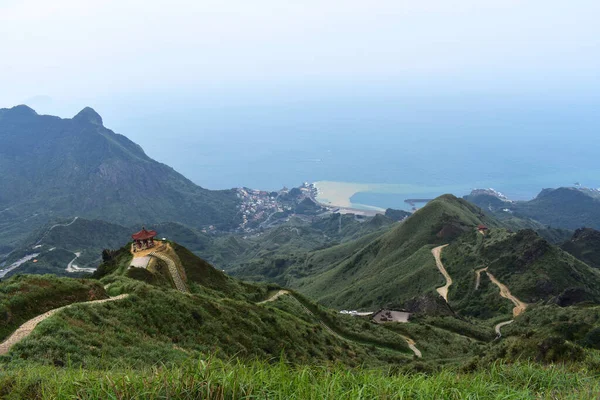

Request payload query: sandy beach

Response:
[313,180,462,211]
[313,181,378,208]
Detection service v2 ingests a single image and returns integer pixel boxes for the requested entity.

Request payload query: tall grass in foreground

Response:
[1,357,599,399]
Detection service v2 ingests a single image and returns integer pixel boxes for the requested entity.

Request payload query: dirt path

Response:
[474,267,488,290]
[494,320,514,338]
[432,245,451,302]
[400,335,422,358]
[486,271,527,317]
[257,290,290,304]
[257,291,422,358]
[0,294,129,356]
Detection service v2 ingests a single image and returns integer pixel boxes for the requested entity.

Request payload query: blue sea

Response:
[102,86,600,211]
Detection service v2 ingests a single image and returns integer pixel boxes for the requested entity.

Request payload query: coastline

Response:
[313,180,466,212]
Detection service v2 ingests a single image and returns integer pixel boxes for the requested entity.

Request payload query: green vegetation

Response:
[1,244,430,370]
[218,213,395,284]
[3,191,600,398]
[464,187,600,231]
[0,275,106,341]
[0,105,241,250]
[496,304,600,362]
[562,228,600,269]
[2,357,600,399]
[261,195,498,309]
[443,228,600,318]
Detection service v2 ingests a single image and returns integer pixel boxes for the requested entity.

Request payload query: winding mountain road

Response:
[35,216,79,245]
[432,245,451,302]
[0,294,129,355]
[484,271,527,339]
[486,271,527,317]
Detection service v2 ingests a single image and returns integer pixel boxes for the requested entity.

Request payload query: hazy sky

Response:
[2,0,599,107]
[1,1,599,191]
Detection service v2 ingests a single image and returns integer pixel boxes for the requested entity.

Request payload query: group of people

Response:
[133,238,155,252]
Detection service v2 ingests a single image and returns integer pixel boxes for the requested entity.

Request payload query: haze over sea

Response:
[56,82,596,211]
[23,81,600,212]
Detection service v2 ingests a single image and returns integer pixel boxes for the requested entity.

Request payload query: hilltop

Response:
[464,186,600,231]
[0,105,241,249]
[232,195,497,309]
[0,241,429,369]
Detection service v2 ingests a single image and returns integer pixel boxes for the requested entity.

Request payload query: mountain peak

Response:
[73,107,103,125]
[6,104,38,117]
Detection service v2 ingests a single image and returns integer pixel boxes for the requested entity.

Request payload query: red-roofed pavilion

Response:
[132,227,157,252]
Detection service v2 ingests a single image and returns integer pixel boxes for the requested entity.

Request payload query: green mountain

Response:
[514,187,600,230]
[216,212,396,283]
[1,242,426,370]
[0,105,241,249]
[292,195,498,309]
[3,239,600,398]
[231,194,600,315]
[0,218,214,278]
[443,228,600,318]
[1,211,394,279]
[229,195,496,309]
[464,187,600,231]
[562,228,600,269]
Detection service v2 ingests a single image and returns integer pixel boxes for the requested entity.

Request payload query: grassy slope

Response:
[0,275,106,341]
[2,357,600,399]
[1,280,391,369]
[221,214,395,285]
[3,240,600,397]
[442,228,600,322]
[562,228,600,269]
[0,106,241,251]
[513,188,600,230]
[1,244,423,370]
[290,195,497,309]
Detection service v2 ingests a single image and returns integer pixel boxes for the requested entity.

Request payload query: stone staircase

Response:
[148,251,188,293]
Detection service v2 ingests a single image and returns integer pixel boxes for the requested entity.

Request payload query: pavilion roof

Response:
[132,227,157,240]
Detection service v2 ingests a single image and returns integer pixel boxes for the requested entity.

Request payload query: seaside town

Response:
[236,182,320,231]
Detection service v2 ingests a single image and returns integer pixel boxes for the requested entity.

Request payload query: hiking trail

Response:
[432,244,451,302]
[0,294,129,355]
